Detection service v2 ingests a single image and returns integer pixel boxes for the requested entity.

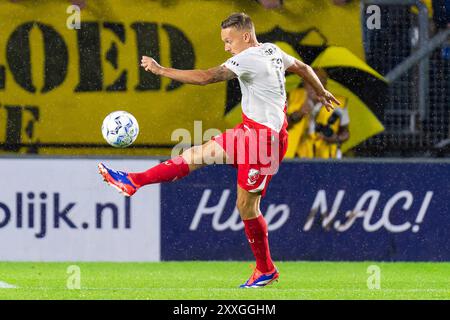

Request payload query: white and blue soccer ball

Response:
[101,111,139,148]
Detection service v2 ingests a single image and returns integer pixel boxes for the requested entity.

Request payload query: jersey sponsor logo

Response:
[263,47,274,56]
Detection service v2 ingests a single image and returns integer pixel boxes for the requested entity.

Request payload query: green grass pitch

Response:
[0,261,449,300]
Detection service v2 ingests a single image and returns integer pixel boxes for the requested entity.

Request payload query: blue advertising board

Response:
[161,161,450,261]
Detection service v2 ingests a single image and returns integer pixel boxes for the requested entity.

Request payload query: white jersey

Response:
[223,42,295,132]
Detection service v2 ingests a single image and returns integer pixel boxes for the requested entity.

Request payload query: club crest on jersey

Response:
[247,169,260,186]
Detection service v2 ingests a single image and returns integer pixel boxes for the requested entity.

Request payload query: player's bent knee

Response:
[236,198,258,220]
[198,140,227,166]
[181,146,205,171]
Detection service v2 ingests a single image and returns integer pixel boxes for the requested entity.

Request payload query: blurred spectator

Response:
[256,0,283,9]
[71,0,87,9]
[10,0,87,9]
[432,0,450,30]
[332,0,353,6]
[287,69,350,159]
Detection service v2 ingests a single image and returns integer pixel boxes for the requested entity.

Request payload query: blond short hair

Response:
[221,13,254,31]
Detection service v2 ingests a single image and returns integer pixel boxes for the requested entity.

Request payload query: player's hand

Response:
[141,56,163,75]
[317,90,340,112]
[318,132,338,144]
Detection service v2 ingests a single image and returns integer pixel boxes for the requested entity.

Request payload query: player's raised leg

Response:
[98,140,228,196]
[237,186,279,288]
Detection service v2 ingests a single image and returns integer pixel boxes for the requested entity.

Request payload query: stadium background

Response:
[0,0,449,300]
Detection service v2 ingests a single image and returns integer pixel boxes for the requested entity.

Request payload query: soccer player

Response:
[98,12,339,288]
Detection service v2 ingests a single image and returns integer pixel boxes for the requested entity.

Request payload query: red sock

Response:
[243,214,275,273]
[128,156,190,187]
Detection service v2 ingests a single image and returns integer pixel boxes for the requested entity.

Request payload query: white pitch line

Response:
[13,287,450,293]
[0,281,17,289]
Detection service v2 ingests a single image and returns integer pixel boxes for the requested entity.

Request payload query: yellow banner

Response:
[0,0,365,156]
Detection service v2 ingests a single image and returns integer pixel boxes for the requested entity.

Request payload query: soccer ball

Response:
[101,111,139,148]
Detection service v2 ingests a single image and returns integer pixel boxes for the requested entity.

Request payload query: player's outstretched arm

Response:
[141,56,236,85]
[287,60,340,111]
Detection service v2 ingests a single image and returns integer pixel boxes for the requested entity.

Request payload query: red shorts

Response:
[212,114,288,197]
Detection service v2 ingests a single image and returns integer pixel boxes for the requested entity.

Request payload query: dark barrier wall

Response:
[161,161,450,261]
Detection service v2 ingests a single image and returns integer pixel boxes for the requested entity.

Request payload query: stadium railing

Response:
[358,0,450,157]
